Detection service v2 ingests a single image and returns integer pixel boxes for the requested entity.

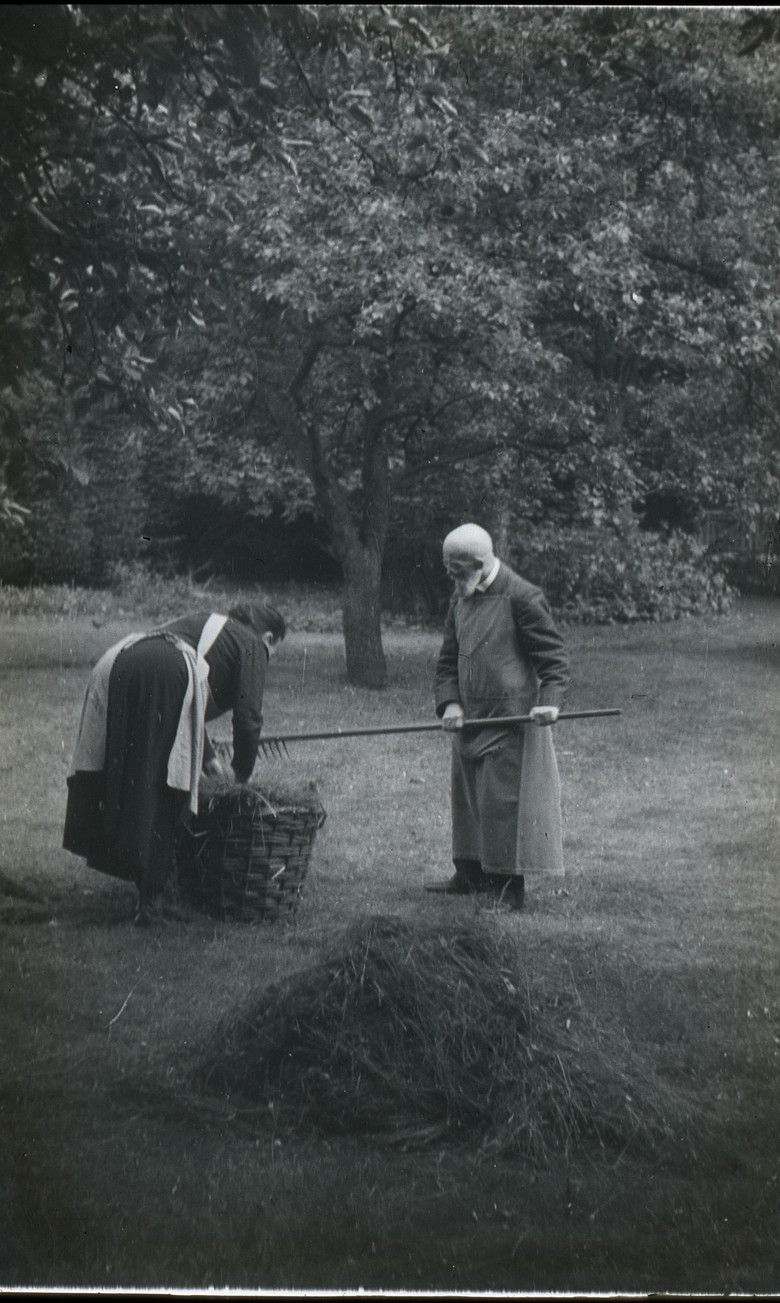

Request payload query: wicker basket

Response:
[177,785,326,923]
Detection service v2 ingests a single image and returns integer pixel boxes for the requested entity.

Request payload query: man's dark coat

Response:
[434,563,569,875]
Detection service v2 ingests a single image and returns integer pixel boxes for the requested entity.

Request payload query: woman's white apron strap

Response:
[167,613,228,811]
[197,613,227,658]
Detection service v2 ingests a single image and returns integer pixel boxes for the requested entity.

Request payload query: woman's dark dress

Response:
[63,636,189,892]
[63,612,268,898]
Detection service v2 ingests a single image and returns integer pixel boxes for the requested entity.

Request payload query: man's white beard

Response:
[454,574,481,599]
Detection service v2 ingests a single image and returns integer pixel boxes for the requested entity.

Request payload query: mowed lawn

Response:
[0,597,778,1293]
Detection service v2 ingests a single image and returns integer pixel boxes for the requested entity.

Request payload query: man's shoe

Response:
[425,874,476,895]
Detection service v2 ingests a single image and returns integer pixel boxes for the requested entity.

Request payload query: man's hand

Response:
[441,703,465,732]
[529,705,560,727]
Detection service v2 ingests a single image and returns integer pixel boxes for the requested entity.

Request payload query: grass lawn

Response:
[0,594,778,1293]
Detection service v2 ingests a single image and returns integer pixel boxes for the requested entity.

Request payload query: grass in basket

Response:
[203,741,323,814]
[191,913,704,1164]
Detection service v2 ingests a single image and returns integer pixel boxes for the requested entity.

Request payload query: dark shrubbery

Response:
[513,523,734,624]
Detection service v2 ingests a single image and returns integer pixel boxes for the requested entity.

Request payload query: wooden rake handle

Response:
[256,708,621,757]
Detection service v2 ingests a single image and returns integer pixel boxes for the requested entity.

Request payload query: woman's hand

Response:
[203,756,231,782]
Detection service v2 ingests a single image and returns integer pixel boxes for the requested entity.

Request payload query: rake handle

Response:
[257,708,621,748]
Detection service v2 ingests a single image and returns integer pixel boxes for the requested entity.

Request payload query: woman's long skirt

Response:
[63,636,189,896]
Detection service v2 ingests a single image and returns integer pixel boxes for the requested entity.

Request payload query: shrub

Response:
[513,522,734,623]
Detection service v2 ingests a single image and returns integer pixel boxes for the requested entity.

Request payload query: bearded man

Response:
[428,523,569,910]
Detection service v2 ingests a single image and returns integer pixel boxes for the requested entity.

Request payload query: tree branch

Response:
[66,69,191,203]
[641,242,735,291]
[387,28,402,95]
[281,30,389,181]
[391,439,505,490]
[289,336,324,405]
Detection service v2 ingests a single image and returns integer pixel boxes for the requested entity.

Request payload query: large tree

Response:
[2,7,778,678]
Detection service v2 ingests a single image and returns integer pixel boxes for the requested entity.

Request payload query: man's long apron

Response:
[450,590,563,877]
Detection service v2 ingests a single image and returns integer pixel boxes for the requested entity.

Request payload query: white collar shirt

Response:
[476,558,501,593]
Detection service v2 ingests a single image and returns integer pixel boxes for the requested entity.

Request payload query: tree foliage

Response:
[1,6,778,679]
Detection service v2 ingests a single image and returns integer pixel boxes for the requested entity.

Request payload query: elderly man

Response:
[428,524,569,910]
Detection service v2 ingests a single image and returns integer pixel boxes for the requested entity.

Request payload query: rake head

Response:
[258,737,290,760]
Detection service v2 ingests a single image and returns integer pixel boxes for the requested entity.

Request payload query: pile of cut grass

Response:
[197,774,324,816]
[204,741,324,813]
[196,913,702,1161]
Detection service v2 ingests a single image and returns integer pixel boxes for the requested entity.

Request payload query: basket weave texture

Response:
[177,767,326,922]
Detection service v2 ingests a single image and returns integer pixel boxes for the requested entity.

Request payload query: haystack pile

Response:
[197,914,695,1159]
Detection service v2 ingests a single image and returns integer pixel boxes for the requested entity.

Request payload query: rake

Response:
[256,708,621,759]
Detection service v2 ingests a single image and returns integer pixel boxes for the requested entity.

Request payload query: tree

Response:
[239,6,778,645]
[2,7,779,675]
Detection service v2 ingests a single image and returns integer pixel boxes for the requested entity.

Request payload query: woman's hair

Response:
[228,601,287,643]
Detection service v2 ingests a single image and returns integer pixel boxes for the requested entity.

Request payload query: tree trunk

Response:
[341,543,387,688]
[281,334,395,689]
